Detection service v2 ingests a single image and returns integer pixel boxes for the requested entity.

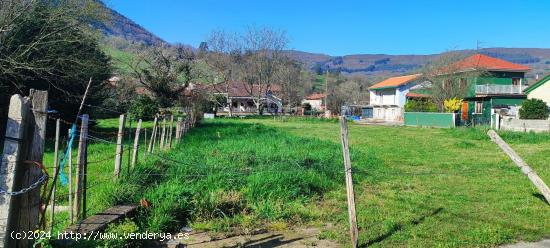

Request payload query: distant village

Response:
[204,53,550,132]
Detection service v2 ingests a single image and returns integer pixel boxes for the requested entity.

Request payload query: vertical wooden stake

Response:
[114,114,126,178]
[50,119,61,233]
[74,114,88,221]
[81,116,89,220]
[67,129,73,224]
[126,117,132,173]
[131,120,142,169]
[0,94,30,248]
[339,116,359,248]
[143,128,148,159]
[148,116,158,153]
[176,117,183,143]
[168,115,174,149]
[19,89,48,248]
[160,116,166,150]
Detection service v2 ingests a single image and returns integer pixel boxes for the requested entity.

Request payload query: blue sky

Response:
[108,0,549,56]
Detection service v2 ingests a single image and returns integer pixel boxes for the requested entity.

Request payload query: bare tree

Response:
[128,44,196,107]
[201,30,241,116]
[239,26,288,114]
[276,56,305,113]
[421,51,487,111]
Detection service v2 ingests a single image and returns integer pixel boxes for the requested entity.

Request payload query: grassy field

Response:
[87,117,549,247]
[45,117,550,247]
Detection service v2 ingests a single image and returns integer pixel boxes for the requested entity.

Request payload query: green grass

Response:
[43,117,155,235]
[46,117,550,247]
[101,45,136,75]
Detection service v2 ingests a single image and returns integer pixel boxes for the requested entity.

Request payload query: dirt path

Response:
[164,227,342,248]
[500,239,550,248]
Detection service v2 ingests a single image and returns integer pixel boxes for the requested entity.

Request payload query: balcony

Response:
[475,84,526,95]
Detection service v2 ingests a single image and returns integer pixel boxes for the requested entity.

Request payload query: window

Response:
[512,78,521,86]
[475,101,483,114]
[443,79,452,89]
[459,78,467,89]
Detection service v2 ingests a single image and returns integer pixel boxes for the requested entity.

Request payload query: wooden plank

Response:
[19,89,48,248]
[488,130,550,204]
[0,94,30,248]
[114,114,126,178]
[131,119,142,169]
[339,116,359,248]
[63,205,137,234]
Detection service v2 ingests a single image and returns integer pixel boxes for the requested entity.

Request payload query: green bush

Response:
[128,95,159,120]
[519,98,549,119]
[405,99,438,112]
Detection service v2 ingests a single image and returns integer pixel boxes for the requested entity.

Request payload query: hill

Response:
[287,48,550,80]
[94,1,166,46]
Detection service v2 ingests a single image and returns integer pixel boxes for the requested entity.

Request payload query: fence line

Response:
[0,87,199,246]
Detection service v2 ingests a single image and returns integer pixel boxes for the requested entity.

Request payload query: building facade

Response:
[525,74,550,106]
[369,74,422,122]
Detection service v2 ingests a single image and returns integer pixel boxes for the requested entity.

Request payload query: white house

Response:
[368,74,422,122]
[525,74,550,106]
[302,93,326,111]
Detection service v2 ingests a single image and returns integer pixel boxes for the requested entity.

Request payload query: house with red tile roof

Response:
[205,81,282,115]
[368,73,423,122]
[436,54,530,124]
[302,93,327,111]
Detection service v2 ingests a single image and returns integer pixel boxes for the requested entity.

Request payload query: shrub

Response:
[519,98,549,119]
[444,98,463,113]
[405,99,438,112]
[128,95,159,120]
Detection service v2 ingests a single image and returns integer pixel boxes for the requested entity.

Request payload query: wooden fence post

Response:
[168,115,174,149]
[176,117,182,143]
[143,128,147,158]
[74,114,89,221]
[339,116,359,248]
[148,116,158,153]
[488,130,550,204]
[0,94,31,248]
[160,116,166,150]
[131,120,142,169]
[114,114,126,178]
[67,129,73,224]
[18,89,48,248]
[50,119,61,233]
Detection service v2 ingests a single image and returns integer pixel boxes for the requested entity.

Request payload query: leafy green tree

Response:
[0,0,112,130]
[128,95,160,120]
[519,99,549,119]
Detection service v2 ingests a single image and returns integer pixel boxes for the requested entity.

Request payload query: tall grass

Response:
[100,120,345,233]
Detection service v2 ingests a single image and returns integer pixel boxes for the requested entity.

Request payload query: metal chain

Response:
[0,173,48,196]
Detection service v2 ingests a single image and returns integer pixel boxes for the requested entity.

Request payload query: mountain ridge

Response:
[96,2,550,80]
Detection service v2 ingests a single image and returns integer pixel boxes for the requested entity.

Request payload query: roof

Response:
[205,81,281,97]
[449,54,530,73]
[369,74,422,90]
[305,93,326,100]
[406,92,431,98]
[524,74,550,93]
